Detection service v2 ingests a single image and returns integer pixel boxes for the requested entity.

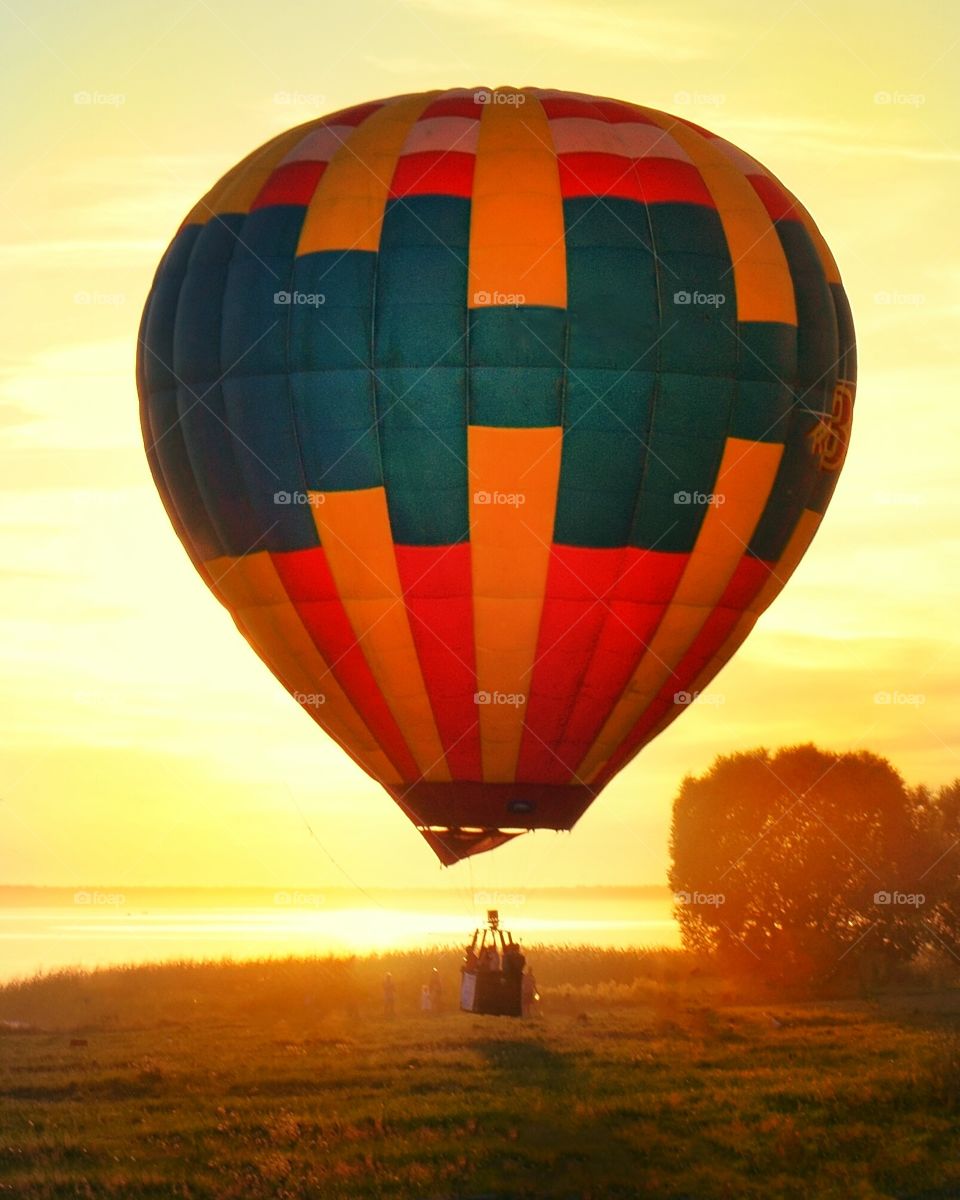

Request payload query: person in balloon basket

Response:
[503,941,525,982]
[481,943,500,972]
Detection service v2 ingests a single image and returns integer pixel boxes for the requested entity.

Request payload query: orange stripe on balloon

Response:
[632,106,797,326]
[308,487,451,782]
[203,551,403,785]
[469,425,563,781]
[296,94,437,255]
[707,133,842,286]
[576,437,784,783]
[468,90,566,308]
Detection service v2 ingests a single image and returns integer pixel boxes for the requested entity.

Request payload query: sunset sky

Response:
[1,0,957,892]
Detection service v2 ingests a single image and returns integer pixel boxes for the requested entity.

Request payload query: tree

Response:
[668,745,930,986]
[918,780,960,965]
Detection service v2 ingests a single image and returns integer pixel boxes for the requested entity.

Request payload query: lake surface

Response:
[0,887,679,981]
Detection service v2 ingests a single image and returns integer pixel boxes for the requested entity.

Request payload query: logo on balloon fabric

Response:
[809,380,855,472]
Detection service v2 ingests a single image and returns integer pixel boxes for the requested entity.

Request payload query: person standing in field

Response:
[420,983,432,1014]
[522,969,538,1017]
[383,972,396,1019]
[428,967,442,1013]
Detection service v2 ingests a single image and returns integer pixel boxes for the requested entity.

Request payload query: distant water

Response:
[0,888,679,982]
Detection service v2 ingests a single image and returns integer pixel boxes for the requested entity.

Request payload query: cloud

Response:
[719,114,960,163]
[0,238,166,266]
[0,403,37,430]
[0,447,148,491]
[0,338,141,452]
[404,0,730,62]
[361,53,452,75]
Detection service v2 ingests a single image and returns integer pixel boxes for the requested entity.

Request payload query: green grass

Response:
[1,951,959,1199]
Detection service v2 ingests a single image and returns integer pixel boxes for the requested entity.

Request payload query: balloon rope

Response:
[285,783,389,912]
[286,782,475,920]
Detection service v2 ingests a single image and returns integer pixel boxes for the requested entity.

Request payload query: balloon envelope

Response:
[137,88,856,864]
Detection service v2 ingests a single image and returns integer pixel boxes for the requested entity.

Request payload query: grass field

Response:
[2,950,959,1199]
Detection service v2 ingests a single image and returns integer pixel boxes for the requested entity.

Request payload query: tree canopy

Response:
[668,745,955,986]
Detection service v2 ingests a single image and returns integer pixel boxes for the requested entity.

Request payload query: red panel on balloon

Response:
[270,548,421,781]
[538,96,656,124]
[251,161,327,210]
[517,547,689,783]
[748,174,800,223]
[390,151,475,199]
[394,543,482,781]
[421,95,485,119]
[592,554,775,789]
[516,546,623,782]
[557,154,714,207]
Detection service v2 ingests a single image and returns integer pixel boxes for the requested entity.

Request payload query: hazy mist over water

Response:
[0,887,679,981]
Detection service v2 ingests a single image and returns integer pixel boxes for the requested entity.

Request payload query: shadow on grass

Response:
[471,1037,575,1083]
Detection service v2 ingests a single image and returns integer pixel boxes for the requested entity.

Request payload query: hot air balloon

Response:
[137,87,856,866]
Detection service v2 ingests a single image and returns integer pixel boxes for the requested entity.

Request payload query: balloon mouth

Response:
[417,826,529,866]
[388,781,598,864]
